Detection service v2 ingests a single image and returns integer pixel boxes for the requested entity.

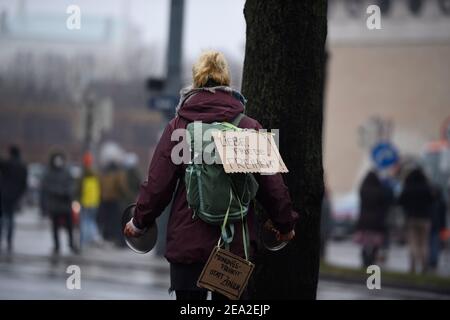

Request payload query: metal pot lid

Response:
[261,222,288,252]
[121,204,158,254]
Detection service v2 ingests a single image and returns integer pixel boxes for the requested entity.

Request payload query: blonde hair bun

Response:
[192,50,231,88]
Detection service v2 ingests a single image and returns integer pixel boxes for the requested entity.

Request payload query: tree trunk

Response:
[242,0,327,299]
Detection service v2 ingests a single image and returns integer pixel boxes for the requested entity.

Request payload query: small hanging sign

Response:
[197,246,254,300]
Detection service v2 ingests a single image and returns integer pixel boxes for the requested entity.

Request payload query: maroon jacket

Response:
[133,88,298,264]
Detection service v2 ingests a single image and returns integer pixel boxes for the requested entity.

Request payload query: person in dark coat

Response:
[428,185,447,272]
[123,153,141,201]
[399,167,433,274]
[355,170,393,267]
[124,50,298,300]
[98,160,130,247]
[0,146,28,254]
[40,152,78,255]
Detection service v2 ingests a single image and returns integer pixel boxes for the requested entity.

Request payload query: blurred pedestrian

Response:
[40,152,78,255]
[77,152,101,250]
[354,171,393,268]
[0,146,28,254]
[428,184,447,272]
[399,168,433,274]
[378,172,400,263]
[98,160,130,247]
[123,153,141,202]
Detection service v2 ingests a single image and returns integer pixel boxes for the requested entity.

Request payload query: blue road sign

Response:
[371,142,399,169]
[148,95,179,111]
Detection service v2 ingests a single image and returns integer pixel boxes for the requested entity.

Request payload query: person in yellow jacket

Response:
[78,153,102,250]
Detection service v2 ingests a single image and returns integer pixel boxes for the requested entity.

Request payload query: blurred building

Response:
[0,2,161,168]
[324,0,450,195]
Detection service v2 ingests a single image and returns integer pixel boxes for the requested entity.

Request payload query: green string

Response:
[217,188,234,248]
[238,195,249,261]
[218,179,250,262]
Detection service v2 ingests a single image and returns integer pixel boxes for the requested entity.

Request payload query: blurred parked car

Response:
[330,192,359,240]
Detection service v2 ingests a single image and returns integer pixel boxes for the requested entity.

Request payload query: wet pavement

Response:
[2,255,449,300]
[0,254,171,299]
[325,239,450,277]
[1,207,449,300]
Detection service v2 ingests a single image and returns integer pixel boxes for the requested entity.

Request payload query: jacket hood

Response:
[176,86,245,123]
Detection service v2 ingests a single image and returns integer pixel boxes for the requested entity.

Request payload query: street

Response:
[325,238,450,278]
[0,255,170,299]
[1,207,449,300]
[2,254,449,300]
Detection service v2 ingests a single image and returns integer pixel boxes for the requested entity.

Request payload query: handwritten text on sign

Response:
[197,247,254,300]
[211,130,288,174]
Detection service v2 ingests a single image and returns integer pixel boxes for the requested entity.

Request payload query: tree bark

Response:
[242,0,327,299]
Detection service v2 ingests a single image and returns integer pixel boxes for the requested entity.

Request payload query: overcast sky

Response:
[0,0,247,61]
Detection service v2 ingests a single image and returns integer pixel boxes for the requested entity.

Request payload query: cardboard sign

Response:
[211,130,288,174]
[197,247,254,300]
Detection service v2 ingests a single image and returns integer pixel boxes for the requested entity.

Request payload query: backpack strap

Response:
[231,113,245,127]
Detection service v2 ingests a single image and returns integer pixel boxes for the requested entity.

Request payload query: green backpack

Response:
[185,113,259,256]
